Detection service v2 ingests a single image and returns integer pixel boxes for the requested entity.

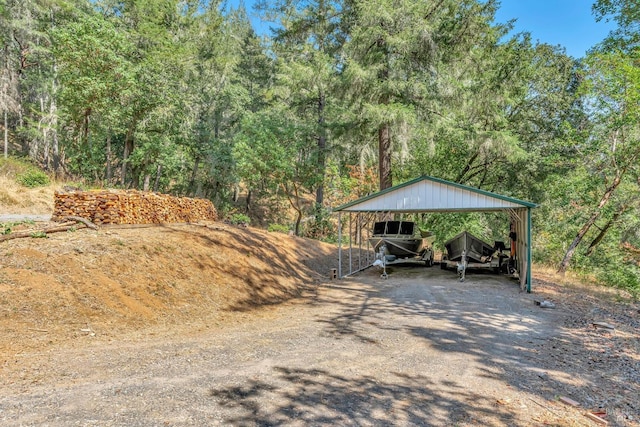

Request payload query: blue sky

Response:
[227,0,617,59]
[494,0,616,58]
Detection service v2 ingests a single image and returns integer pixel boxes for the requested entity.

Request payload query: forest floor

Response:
[0,180,639,426]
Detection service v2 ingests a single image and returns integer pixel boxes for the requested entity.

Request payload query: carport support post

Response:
[338,212,342,278]
[527,207,532,293]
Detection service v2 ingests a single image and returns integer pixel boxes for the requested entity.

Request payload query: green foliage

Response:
[16,169,50,188]
[1,219,36,236]
[268,223,290,234]
[228,213,251,226]
[29,231,48,238]
[303,207,335,241]
[585,240,640,299]
[0,157,38,178]
[596,265,640,299]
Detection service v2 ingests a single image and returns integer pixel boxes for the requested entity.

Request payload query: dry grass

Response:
[0,157,58,214]
[0,175,56,214]
[533,263,637,302]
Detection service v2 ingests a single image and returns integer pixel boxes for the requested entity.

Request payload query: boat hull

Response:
[444,231,494,263]
[369,236,425,257]
[369,221,431,258]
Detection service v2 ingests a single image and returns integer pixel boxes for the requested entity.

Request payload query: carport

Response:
[333,176,538,292]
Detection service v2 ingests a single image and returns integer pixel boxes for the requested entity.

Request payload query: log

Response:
[0,222,83,242]
[63,216,98,230]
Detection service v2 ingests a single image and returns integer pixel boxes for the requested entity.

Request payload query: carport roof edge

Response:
[332,175,538,213]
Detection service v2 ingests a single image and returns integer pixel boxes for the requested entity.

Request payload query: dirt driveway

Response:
[0,265,637,426]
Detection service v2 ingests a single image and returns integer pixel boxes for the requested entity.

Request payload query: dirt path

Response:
[0,214,52,222]
[2,266,636,426]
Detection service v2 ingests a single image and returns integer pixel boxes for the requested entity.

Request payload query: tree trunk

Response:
[52,128,60,175]
[106,133,112,183]
[3,109,7,159]
[377,36,392,191]
[315,89,326,211]
[283,182,303,236]
[378,123,392,190]
[153,164,162,192]
[189,157,200,196]
[245,189,252,214]
[83,108,91,149]
[42,124,49,169]
[121,124,135,187]
[143,174,151,191]
[558,173,623,274]
[585,204,628,256]
[456,151,479,183]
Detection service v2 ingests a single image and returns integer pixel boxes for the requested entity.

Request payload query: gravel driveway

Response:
[0,214,52,222]
[0,266,622,426]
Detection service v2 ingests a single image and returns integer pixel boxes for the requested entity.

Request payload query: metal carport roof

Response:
[332,176,537,291]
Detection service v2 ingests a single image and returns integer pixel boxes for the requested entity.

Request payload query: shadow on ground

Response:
[210,366,516,426]
[209,265,637,426]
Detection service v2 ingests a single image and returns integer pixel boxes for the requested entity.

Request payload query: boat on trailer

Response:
[444,231,495,263]
[441,231,513,279]
[369,220,434,265]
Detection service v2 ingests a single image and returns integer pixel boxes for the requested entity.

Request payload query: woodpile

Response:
[52,189,217,225]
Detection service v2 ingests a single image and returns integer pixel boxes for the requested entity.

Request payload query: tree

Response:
[0,20,19,158]
[342,0,504,191]
[592,0,639,52]
[268,0,346,211]
[186,3,269,204]
[557,49,640,273]
[233,108,316,235]
[52,12,135,179]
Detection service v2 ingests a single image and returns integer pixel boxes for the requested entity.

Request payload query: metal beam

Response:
[337,212,342,278]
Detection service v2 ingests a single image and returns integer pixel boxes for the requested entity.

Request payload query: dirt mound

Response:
[0,221,339,357]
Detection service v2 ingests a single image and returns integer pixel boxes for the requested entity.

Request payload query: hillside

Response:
[0,218,340,358]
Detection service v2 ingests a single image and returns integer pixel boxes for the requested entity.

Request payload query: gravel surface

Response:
[0,214,52,222]
[1,265,638,426]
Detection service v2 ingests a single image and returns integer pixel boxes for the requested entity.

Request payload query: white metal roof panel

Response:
[334,176,536,212]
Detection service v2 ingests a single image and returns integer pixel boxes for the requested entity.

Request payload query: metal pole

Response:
[358,212,362,271]
[366,213,371,265]
[338,212,342,278]
[349,212,353,275]
[527,207,532,293]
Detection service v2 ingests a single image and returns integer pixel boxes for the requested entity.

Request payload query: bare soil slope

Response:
[0,221,338,358]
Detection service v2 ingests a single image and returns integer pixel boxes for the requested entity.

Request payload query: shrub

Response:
[0,156,32,177]
[303,207,335,241]
[596,265,640,299]
[17,169,50,188]
[268,223,290,234]
[228,213,251,226]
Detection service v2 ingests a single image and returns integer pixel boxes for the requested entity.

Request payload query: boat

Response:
[369,220,434,259]
[443,231,495,263]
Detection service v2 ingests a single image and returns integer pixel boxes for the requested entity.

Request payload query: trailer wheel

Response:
[440,255,448,270]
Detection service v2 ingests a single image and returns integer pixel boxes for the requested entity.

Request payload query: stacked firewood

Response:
[52,189,217,225]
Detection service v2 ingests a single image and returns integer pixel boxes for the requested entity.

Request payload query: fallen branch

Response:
[0,220,90,242]
[63,216,98,230]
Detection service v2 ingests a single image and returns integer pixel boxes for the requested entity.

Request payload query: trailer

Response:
[440,231,514,281]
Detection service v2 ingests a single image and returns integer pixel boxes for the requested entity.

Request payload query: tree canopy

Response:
[1,0,639,295]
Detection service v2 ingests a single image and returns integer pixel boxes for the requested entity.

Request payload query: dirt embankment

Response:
[0,221,339,358]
